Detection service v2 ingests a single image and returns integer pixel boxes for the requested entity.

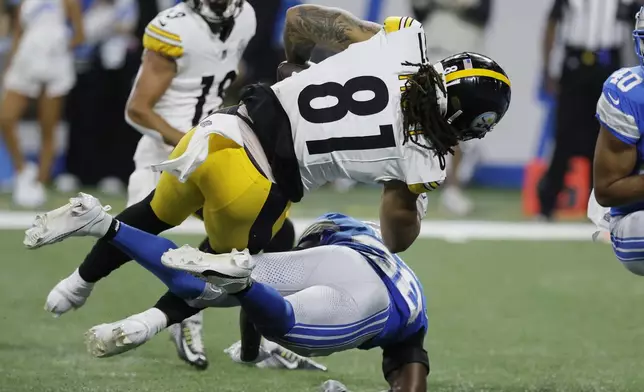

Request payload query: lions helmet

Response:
[184,0,243,24]
[633,6,644,64]
[435,52,511,141]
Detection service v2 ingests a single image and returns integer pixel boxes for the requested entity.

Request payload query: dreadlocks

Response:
[400,62,459,170]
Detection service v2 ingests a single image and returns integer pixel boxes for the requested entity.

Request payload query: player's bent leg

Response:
[42,192,174,316]
[189,134,290,254]
[611,211,644,276]
[164,245,391,357]
[149,129,209,227]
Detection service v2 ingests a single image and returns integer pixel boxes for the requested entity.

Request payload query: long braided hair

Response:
[400,62,460,170]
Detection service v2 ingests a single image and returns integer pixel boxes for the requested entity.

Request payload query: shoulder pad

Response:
[143,6,187,58]
[597,67,644,145]
[383,16,422,34]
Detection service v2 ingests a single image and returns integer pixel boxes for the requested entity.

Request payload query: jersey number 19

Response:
[298,76,397,155]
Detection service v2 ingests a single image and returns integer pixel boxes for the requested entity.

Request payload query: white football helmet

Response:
[184,0,243,24]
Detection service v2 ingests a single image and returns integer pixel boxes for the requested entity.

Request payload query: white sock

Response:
[131,308,169,337]
[70,268,94,292]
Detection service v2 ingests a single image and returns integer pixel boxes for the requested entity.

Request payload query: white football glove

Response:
[224,339,327,371]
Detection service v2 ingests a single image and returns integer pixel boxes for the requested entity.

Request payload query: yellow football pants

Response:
[150,129,290,254]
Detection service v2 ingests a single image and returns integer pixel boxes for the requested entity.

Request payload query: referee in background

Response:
[539,0,643,220]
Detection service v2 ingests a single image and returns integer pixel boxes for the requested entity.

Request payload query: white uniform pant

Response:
[191,245,391,357]
[127,135,172,206]
[610,212,644,276]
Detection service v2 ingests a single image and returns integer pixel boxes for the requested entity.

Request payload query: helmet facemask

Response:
[633,7,644,64]
[187,0,243,24]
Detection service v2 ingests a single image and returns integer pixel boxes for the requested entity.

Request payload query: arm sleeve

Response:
[402,144,446,194]
[382,328,429,378]
[596,79,642,146]
[143,16,184,59]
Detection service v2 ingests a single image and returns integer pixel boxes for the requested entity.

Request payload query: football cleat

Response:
[85,309,166,358]
[45,269,94,316]
[24,193,112,249]
[224,339,327,371]
[161,246,254,293]
[169,311,208,370]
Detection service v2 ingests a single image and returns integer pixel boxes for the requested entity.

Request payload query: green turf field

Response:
[1,224,642,392]
[0,185,572,222]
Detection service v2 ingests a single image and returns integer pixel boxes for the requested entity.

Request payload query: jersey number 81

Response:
[298,76,397,155]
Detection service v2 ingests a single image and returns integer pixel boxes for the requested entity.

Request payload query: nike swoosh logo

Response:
[181,339,202,363]
[607,92,620,105]
[159,20,166,27]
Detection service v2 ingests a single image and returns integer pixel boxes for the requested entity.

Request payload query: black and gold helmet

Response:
[437,52,511,141]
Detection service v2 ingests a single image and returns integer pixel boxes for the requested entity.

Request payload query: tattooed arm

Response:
[283,4,382,65]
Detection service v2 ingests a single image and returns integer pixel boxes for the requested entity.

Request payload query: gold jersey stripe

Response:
[408,181,442,194]
[383,16,418,33]
[143,33,184,58]
[445,68,511,87]
[147,24,182,43]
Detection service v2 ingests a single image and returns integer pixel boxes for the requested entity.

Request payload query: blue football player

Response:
[163,212,430,391]
[24,193,429,390]
[591,7,644,274]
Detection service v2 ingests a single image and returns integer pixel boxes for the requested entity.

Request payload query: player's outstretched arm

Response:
[593,125,644,207]
[283,4,381,65]
[380,181,421,253]
[127,51,184,146]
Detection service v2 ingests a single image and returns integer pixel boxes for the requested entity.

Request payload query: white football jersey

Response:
[271,17,445,194]
[128,1,256,137]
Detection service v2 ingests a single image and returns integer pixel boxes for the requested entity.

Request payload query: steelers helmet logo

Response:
[471,111,498,133]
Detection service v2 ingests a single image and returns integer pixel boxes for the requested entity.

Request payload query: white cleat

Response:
[161,245,254,293]
[45,269,94,316]
[85,309,166,358]
[224,339,327,371]
[23,192,113,249]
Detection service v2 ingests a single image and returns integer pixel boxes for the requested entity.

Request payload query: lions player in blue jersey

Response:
[163,212,429,391]
[592,7,644,274]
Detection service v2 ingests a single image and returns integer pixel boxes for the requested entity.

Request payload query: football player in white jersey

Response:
[40,0,286,370]
[25,4,510,365]
[1,0,84,208]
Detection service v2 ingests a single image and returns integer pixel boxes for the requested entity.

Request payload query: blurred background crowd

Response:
[1,0,643,221]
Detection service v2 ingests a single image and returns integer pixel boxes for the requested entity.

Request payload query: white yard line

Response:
[0,210,599,242]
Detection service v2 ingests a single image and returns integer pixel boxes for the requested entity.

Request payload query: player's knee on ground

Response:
[611,213,644,276]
